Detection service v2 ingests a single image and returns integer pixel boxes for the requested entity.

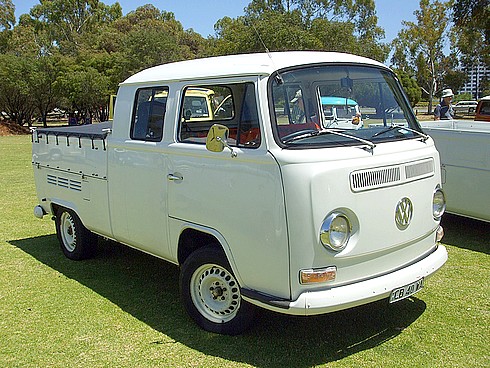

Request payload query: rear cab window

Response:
[131,87,168,141]
[178,83,261,148]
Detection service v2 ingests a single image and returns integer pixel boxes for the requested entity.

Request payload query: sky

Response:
[13,0,420,44]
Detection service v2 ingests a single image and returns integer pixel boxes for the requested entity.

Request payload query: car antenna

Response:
[249,20,283,84]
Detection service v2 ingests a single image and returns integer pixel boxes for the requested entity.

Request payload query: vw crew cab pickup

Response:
[32,52,447,335]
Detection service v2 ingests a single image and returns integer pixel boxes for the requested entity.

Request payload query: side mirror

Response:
[206,124,237,158]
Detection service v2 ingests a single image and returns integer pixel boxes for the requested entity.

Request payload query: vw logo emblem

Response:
[395,197,413,230]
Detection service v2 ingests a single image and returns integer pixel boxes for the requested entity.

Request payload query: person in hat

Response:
[290,89,305,124]
[434,88,455,120]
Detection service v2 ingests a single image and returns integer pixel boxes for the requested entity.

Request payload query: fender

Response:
[169,217,245,286]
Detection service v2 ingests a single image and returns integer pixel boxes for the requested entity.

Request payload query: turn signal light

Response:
[300,267,336,284]
[436,225,444,242]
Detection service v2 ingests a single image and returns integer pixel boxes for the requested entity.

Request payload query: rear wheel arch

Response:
[177,227,224,265]
[54,205,98,260]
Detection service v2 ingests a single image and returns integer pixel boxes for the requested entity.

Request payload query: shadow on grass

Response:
[441,214,490,254]
[11,235,426,367]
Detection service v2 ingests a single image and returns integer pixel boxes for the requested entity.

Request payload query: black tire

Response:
[55,207,97,260]
[179,245,255,335]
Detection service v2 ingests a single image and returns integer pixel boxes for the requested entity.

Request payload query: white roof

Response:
[121,51,388,86]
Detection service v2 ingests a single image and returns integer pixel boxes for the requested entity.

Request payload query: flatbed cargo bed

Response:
[35,121,112,139]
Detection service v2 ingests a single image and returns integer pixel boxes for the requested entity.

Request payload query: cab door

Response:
[166,81,291,299]
[108,87,171,258]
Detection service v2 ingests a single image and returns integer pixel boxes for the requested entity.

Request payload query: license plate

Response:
[389,278,424,303]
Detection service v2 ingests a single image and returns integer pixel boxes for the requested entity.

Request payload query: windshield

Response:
[270,65,423,148]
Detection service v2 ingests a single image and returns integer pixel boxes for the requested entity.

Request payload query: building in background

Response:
[458,61,490,99]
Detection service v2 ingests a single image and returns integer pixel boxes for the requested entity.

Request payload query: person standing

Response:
[290,89,305,124]
[434,89,455,120]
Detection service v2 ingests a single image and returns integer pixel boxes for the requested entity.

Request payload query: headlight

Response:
[320,212,351,251]
[433,188,446,220]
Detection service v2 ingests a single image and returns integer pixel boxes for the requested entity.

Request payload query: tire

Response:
[179,245,255,335]
[55,207,97,260]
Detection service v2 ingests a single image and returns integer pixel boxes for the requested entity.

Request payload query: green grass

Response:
[1,135,489,367]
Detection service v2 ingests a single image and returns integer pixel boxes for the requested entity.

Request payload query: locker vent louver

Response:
[350,158,434,192]
[47,174,82,191]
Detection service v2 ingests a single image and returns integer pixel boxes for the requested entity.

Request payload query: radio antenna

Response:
[250,20,270,54]
[248,19,283,84]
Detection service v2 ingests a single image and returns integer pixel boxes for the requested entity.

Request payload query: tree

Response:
[56,62,110,122]
[90,5,208,85]
[29,56,64,127]
[451,0,489,99]
[452,0,489,65]
[0,54,36,124]
[394,69,422,107]
[0,0,15,52]
[391,0,452,113]
[212,0,388,61]
[0,0,14,30]
[28,0,122,55]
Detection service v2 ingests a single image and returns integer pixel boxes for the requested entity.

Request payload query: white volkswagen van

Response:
[32,52,447,335]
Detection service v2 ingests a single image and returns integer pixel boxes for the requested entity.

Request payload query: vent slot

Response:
[405,159,434,179]
[351,167,401,191]
[46,174,82,192]
[351,158,435,192]
[47,174,57,186]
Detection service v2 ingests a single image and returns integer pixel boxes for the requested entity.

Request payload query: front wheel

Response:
[179,245,255,335]
[55,207,97,260]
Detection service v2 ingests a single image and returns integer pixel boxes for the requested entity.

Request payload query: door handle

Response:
[167,173,183,182]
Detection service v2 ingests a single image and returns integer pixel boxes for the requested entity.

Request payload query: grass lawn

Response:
[0,135,488,367]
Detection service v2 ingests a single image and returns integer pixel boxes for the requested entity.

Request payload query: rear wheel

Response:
[180,245,255,335]
[55,207,97,260]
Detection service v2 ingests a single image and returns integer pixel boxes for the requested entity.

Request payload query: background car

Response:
[475,96,490,121]
[453,100,478,116]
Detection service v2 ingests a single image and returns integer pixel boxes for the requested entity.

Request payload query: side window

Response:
[179,83,261,148]
[131,87,168,141]
[480,101,490,116]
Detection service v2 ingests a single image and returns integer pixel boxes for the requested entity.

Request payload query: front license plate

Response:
[389,278,424,303]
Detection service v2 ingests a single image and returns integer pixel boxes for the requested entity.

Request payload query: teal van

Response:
[321,96,361,129]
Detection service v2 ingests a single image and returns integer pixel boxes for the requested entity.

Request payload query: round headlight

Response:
[320,213,351,251]
[433,188,446,220]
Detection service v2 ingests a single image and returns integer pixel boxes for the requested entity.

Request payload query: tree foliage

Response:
[214,0,389,61]
[28,0,123,55]
[391,0,452,113]
[0,54,36,124]
[1,0,482,125]
[394,69,422,107]
[0,0,14,30]
[452,0,489,66]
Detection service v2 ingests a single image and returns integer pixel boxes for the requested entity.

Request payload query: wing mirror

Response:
[206,124,237,158]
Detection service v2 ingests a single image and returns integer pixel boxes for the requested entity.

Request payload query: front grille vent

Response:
[47,174,82,191]
[405,159,434,179]
[350,158,434,192]
[351,167,401,190]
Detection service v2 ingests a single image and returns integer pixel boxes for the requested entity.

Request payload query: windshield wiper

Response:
[284,129,376,150]
[372,124,429,142]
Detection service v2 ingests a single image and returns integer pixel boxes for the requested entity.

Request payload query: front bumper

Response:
[243,244,447,315]
[291,245,447,315]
